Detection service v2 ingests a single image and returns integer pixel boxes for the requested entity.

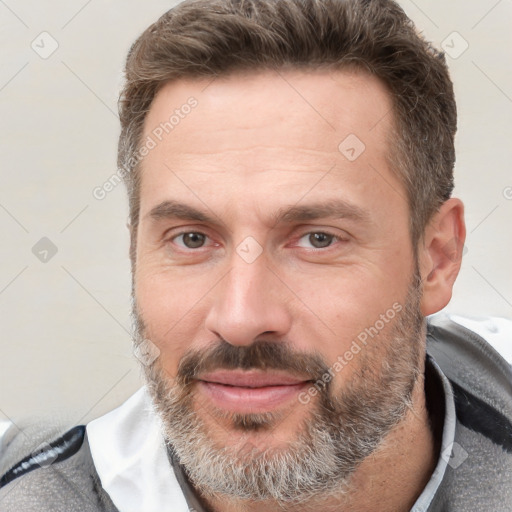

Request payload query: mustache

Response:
[174,339,330,386]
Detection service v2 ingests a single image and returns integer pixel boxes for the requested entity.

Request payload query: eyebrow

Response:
[145,198,371,226]
[147,200,213,223]
[273,199,371,225]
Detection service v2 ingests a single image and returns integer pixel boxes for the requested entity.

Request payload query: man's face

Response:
[132,68,424,501]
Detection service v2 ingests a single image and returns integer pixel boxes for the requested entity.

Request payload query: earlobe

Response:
[419,198,466,316]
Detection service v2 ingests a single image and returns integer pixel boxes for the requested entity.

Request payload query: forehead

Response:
[143,67,395,154]
[138,68,405,225]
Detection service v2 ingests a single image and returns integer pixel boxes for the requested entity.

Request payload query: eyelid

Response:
[163,225,210,240]
[166,229,214,250]
[291,229,350,250]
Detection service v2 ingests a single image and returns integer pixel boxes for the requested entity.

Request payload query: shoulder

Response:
[426,313,512,465]
[0,425,118,512]
[426,314,512,430]
[425,315,512,510]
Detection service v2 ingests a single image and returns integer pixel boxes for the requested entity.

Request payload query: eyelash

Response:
[168,230,345,251]
[293,230,345,250]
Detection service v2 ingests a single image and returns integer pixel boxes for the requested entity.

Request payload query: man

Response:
[1,0,511,510]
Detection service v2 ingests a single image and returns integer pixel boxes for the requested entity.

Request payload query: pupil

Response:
[184,233,205,248]
[310,233,332,248]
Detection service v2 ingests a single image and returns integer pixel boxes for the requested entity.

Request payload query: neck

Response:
[202,374,437,512]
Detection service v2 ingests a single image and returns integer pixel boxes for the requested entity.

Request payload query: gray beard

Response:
[132,273,424,506]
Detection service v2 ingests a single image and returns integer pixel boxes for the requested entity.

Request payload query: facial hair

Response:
[133,271,424,505]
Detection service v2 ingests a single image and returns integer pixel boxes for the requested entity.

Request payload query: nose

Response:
[204,254,292,347]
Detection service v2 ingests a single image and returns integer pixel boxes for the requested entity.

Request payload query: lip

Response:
[199,370,309,387]
[196,370,312,413]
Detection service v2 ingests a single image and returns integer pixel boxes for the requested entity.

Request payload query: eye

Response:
[172,232,208,249]
[296,232,339,249]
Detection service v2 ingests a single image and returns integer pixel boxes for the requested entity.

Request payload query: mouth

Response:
[196,370,313,413]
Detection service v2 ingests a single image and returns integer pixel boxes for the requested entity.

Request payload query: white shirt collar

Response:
[87,387,190,512]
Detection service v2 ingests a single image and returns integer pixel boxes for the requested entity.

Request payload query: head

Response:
[119,0,465,505]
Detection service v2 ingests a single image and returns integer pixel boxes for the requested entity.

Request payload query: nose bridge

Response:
[226,255,266,313]
[205,249,291,345]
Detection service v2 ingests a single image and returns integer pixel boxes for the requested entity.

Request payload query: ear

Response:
[419,198,466,316]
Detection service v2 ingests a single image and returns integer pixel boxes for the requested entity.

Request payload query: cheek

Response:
[288,264,411,367]
[135,268,212,373]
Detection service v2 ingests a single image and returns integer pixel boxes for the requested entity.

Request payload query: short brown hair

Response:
[118,0,456,250]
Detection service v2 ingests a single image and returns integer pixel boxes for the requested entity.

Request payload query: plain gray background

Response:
[1,0,511,430]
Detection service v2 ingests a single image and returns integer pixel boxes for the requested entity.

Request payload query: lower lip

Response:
[197,381,310,413]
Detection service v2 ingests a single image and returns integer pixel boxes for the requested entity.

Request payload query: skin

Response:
[132,68,466,511]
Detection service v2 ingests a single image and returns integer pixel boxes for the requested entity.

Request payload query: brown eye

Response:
[175,232,207,249]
